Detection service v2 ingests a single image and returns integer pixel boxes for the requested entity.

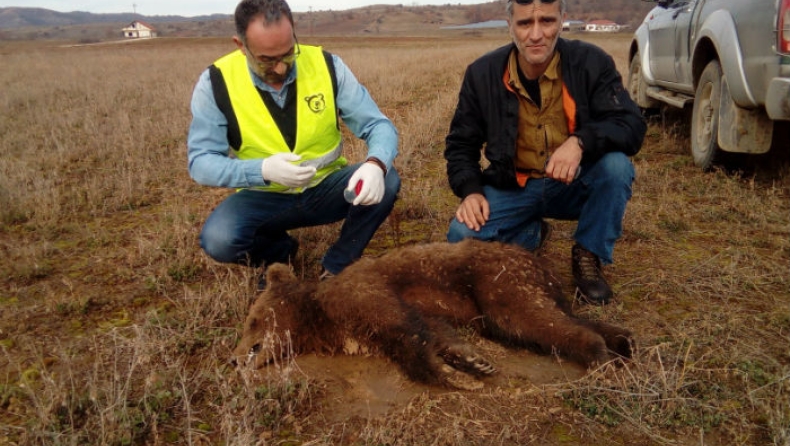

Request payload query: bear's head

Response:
[232,263,321,369]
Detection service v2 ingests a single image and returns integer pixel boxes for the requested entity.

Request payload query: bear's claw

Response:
[440,346,496,376]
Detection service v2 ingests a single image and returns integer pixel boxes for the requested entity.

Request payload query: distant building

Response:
[585,20,622,32]
[122,21,157,39]
[562,20,586,31]
[441,20,508,30]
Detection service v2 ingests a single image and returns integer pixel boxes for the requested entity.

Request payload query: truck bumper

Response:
[766,78,790,120]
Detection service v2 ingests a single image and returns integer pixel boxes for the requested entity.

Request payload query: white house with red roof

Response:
[585,20,622,32]
[122,21,157,39]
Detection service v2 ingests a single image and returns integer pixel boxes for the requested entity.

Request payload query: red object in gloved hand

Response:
[344,180,363,203]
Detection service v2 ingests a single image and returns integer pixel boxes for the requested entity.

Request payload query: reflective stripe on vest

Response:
[213,45,345,192]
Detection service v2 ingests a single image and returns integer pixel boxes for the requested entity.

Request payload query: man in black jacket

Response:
[444,0,646,305]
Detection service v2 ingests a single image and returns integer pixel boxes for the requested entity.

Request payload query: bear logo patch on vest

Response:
[305,93,326,113]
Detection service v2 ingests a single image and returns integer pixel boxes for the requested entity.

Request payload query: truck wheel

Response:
[628,50,659,110]
[691,60,724,171]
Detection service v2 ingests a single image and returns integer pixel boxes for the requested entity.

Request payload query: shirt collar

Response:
[507,48,561,87]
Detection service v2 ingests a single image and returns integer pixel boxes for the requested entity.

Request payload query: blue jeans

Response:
[200,163,401,274]
[447,153,634,265]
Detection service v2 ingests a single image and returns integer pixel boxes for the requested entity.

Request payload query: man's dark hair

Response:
[234,0,294,40]
[506,0,567,18]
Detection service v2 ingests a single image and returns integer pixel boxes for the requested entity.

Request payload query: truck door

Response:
[647,0,697,85]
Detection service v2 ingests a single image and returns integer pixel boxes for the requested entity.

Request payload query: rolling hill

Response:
[0,1,654,41]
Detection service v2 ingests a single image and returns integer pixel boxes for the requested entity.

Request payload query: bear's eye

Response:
[244,343,262,364]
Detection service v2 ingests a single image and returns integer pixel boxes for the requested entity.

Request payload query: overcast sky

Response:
[0,0,485,15]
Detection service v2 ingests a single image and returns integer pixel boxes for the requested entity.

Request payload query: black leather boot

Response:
[572,243,612,305]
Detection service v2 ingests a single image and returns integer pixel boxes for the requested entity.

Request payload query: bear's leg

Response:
[478,309,611,368]
[544,324,610,367]
[423,316,496,377]
[366,308,450,385]
[575,319,634,360]
[469,278,622,367]
[318,287,450,385]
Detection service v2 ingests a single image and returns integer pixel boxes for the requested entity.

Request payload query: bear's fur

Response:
[233,239,633,388]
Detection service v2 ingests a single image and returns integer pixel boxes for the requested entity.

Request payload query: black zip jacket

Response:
[445,38,647,199]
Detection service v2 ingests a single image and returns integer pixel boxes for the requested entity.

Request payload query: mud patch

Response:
[295,354,424,422]
[286,340,587,423]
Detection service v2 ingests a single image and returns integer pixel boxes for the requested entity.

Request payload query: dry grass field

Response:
[1,32,788,445]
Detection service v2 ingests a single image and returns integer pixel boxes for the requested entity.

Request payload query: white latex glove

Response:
[261,153,316,188]
[346,162,385,206]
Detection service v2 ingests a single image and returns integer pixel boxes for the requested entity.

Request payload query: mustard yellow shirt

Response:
[506,50,570,182]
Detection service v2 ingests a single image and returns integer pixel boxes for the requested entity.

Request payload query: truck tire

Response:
[628,50,659,110]
[691,60,724,171]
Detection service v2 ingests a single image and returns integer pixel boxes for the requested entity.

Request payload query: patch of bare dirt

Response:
[249,338,587,424]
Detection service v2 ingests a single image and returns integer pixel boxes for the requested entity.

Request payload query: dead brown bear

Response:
[233,239,633,388]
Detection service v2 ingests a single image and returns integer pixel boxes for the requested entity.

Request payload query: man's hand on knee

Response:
[546,136,583,185]
[456,194,489,231]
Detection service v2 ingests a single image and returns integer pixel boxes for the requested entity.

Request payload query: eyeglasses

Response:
[246,39,300,69]
[510,0,557,4]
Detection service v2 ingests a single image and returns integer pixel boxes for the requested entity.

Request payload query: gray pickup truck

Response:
[628,0,790,170]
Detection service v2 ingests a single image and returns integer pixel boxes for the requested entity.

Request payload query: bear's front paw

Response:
[439,345,496,376]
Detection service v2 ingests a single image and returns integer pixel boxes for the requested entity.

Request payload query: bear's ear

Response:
[266,263,296,286]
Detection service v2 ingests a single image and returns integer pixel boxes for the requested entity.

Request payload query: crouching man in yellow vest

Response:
[187,0,400,289]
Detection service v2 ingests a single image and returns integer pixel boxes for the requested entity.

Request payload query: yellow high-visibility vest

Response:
[212,45,345,192]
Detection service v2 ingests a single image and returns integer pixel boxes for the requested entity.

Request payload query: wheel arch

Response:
[631,23,655,85]
[692,9,758,107]
[629,40,639,67]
